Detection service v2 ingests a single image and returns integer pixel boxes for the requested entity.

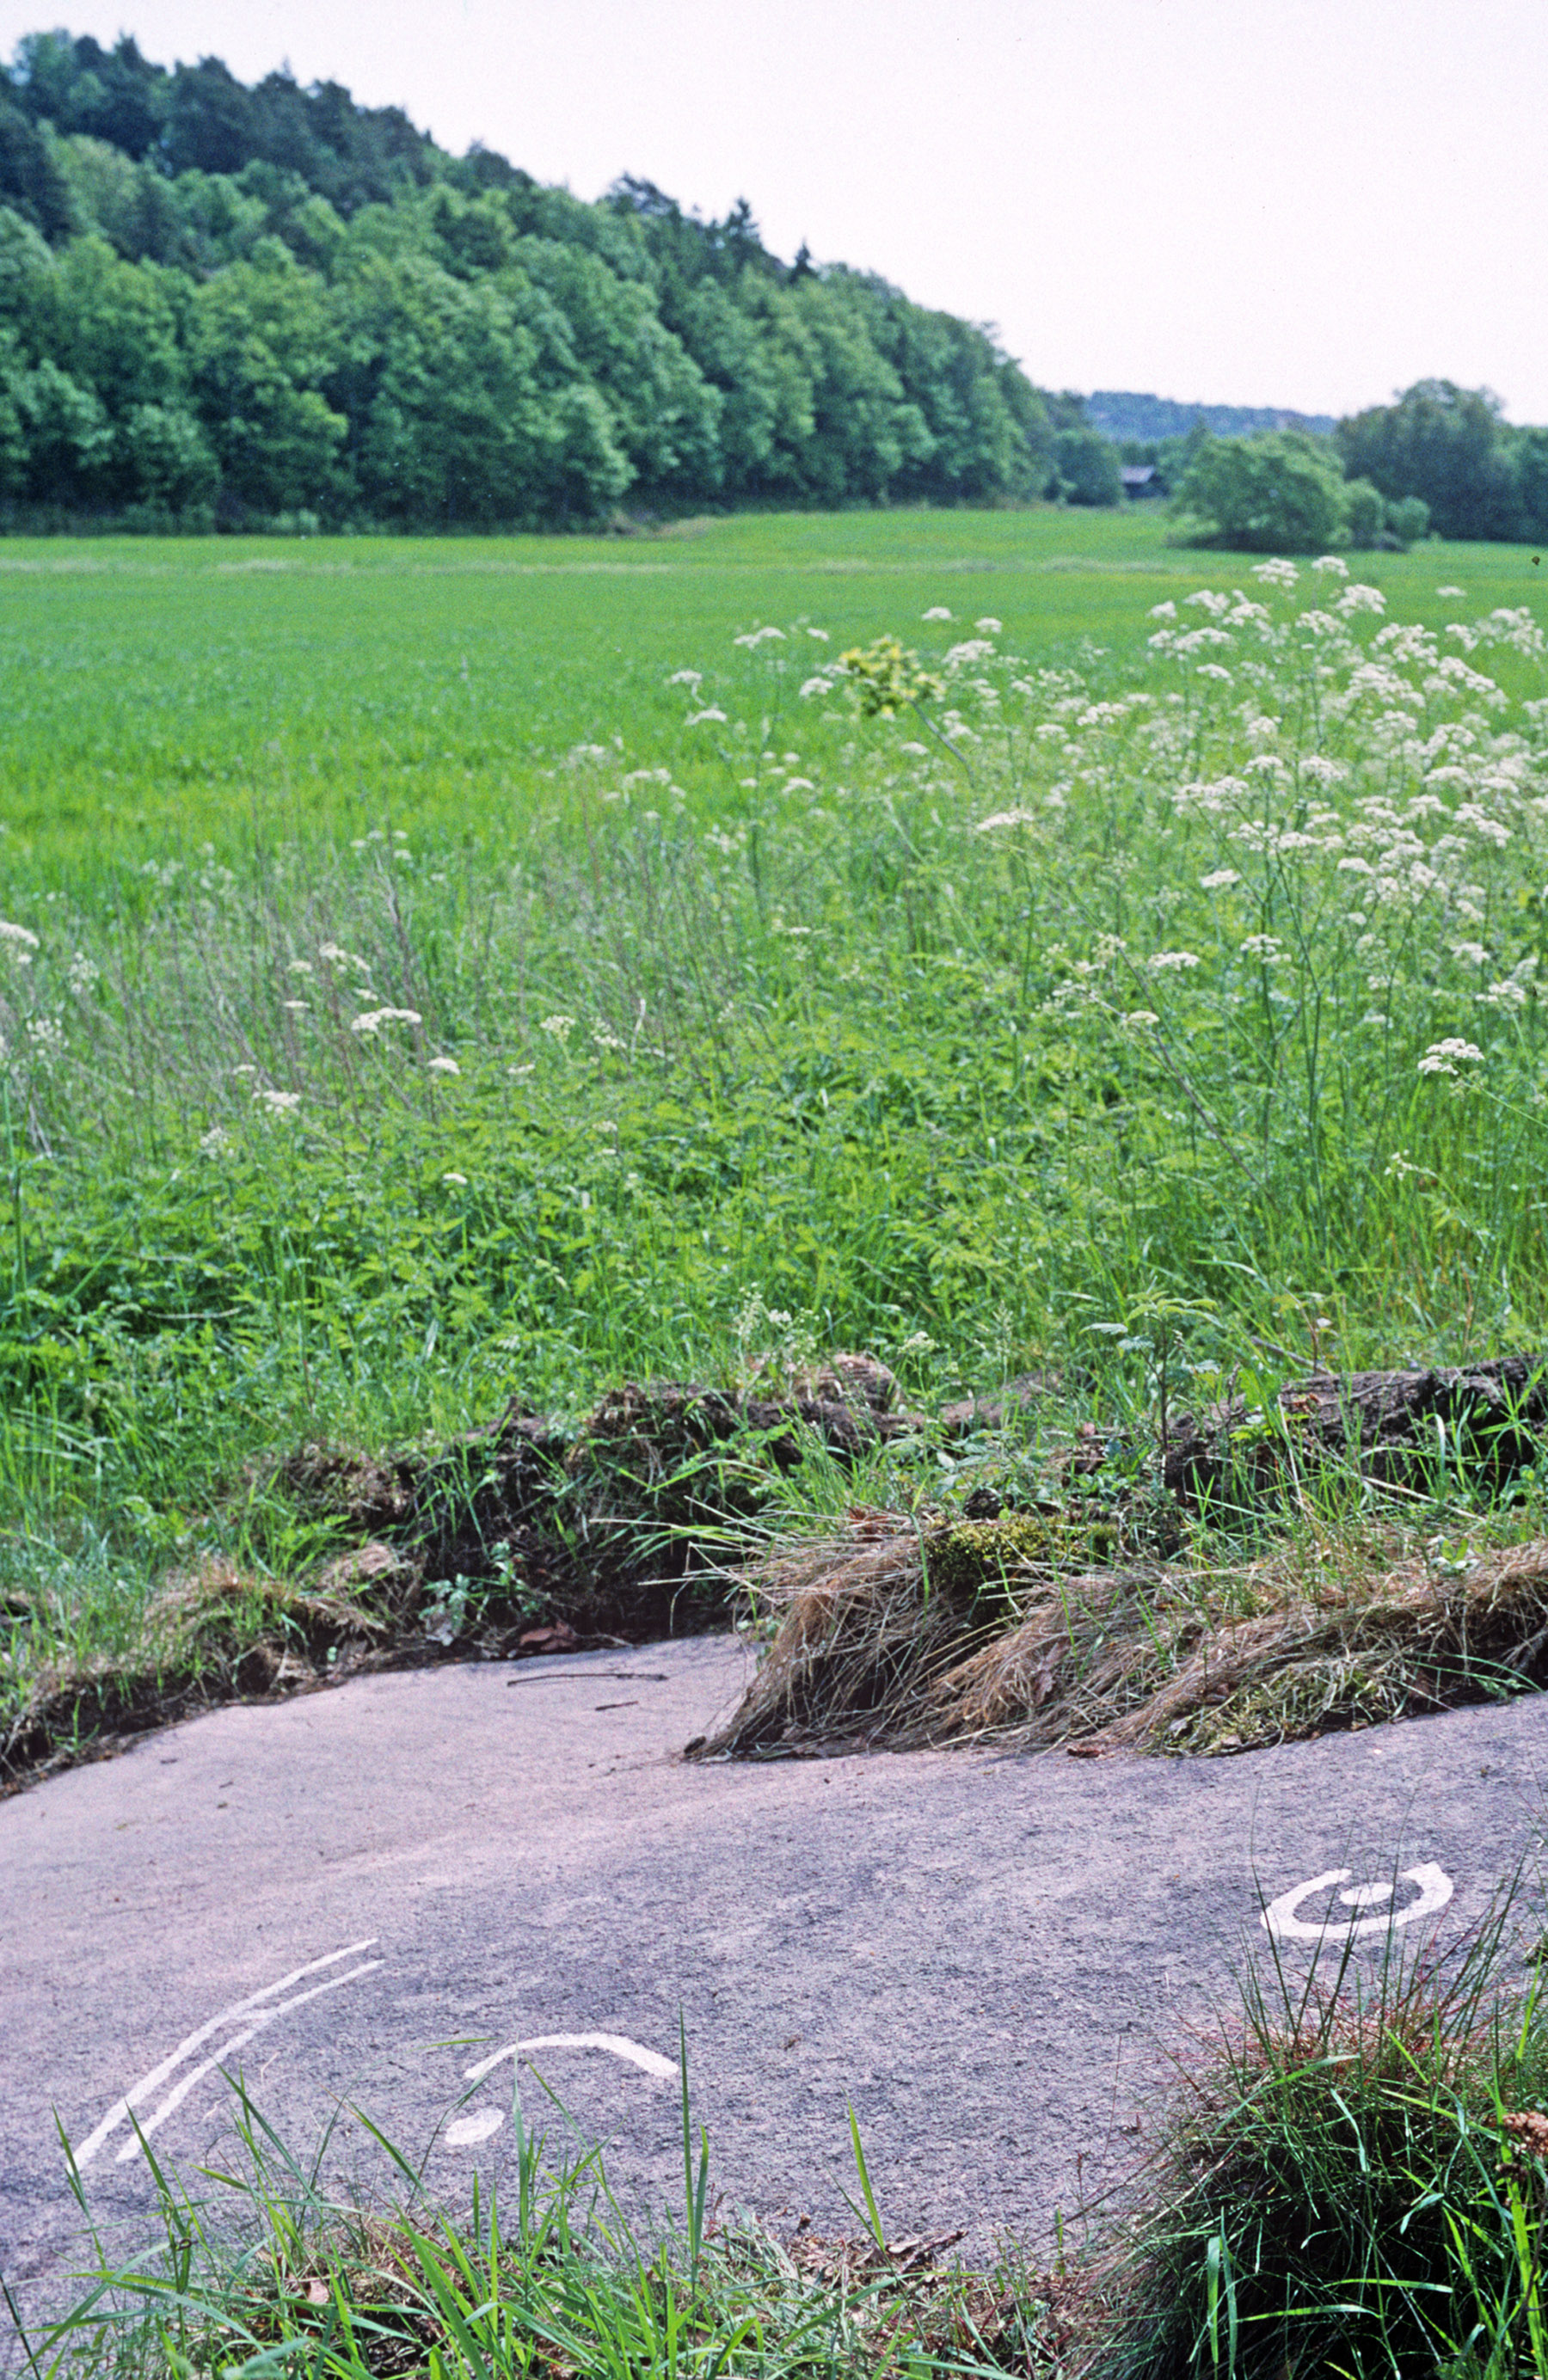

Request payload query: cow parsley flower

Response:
[1200,868,1242,890]
[427,1055,461,1075]
[1417,1039,1484,1076]
[351,1007,421,1035]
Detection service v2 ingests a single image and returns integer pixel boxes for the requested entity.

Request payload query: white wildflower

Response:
[1200,868,1242,891]
[922,606,953,622]
[350,1006,421,1035]
[666,668,703,688]
[286,959,313,976]
[0,919,38,964]
[1148,950,1201,972]
[255,1088,301,1114]
[974,616,1003,634]
[65,951,98,995]
[199,1126,230,1156]
[1312,555,1350,578]
[427,1055,461,1075]
[1336,583,1387,616]
[1417,1039,1484,1076]
[783,776,815,792]
[976,809,1037,831]
[806,627,830,641]
[1436,586,1465,600]
[1251,559,1299,589]
[732,625,786,648]
[685,707,728,726]
[798,678,830,699]
[282,1000,310,1014]
[1148,600,1178,620]
[25,1017,64,1060]
[538,1014,576,1046]
[442,1171,468,1187]
[1123,1009,1159,1027]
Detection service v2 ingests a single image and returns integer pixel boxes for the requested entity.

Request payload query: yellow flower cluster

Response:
[836,636,943,720]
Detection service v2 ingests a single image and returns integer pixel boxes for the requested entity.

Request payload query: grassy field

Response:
[2,509,1540,862]
[0,502,1545,1757]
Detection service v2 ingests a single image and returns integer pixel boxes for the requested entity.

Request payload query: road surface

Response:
[3,1636,1545,2341]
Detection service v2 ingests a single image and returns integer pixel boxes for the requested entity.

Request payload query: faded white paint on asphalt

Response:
[2,1635,1545,2335]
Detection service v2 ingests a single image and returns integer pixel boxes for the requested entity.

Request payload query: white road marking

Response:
[73,1941,382,2169]
[464,2033,678,2085]
[1262,1864,1454,1944]
[114,1965,384,2163]
[445,2109,506,2148]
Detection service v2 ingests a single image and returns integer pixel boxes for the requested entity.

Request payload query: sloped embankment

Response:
[691,1355,1548,1761]
[9,1353,1548,1792]
[0,1357,913,1792]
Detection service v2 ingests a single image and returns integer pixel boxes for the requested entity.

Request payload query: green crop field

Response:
[1,503,1545,1749]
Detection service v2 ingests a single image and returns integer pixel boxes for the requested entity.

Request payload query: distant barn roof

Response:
[1121,463,1158,489]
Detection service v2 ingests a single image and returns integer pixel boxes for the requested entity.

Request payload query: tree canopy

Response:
[0,28,1072,528]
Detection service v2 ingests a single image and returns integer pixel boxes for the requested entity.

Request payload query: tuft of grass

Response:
[695,1438,1548,1762]
[1088,1886,1548,2380]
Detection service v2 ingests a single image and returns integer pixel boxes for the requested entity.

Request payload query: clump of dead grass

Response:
[691,1514,1548,1761]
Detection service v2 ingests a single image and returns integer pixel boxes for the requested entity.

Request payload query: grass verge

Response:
[18,2065,1049,2380]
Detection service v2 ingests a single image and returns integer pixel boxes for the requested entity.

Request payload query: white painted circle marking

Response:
[445,2108,505,2148]
[1262,1864,1453,1944]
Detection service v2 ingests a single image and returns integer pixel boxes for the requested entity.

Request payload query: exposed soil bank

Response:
[7,1353,1548,1793]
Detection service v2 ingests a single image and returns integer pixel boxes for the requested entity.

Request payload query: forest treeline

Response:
[0,29,1107,529]
[0,32,1543,541]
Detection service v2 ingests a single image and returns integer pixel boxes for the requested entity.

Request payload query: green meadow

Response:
[1,503,1545,1722]
[3,507,1539,860]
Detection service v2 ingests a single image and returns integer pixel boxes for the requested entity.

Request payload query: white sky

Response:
[3,0,1545,422]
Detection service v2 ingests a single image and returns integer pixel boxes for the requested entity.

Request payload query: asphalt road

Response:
[3,1635,1546,2342]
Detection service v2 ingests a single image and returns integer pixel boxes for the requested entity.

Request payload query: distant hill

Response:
[1085,392,1336,444]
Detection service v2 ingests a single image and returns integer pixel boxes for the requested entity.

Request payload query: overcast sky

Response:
[3,0,1545,422]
